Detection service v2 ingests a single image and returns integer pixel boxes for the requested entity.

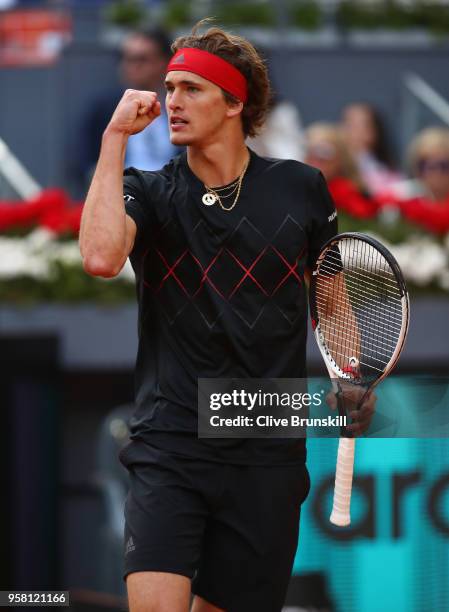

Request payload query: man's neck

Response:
[187,139,249,187]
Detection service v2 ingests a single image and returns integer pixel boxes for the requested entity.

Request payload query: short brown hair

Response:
[171,20,271,137]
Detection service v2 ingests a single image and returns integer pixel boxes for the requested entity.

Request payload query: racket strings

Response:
[314,238,404,381]
[317,264,404,312]
[312,313,397,358]
[314,295,403,338]
[335,241,399,370]
[321,252,402,297]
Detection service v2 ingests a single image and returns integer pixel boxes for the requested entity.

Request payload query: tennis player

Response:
[80,21,375,612]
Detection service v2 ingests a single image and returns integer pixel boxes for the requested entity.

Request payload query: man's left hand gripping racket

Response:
[309,232,410,526]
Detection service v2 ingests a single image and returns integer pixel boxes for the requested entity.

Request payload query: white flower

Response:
[0,235,51,280]
[362,230,449,288]
[0,229,138,288]
[25,227,55,249]
[51,241,82,266]
[390,238,447,286]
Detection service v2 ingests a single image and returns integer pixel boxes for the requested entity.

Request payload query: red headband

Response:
[166,48,248,103]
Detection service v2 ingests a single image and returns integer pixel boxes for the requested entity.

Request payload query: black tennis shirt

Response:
[124,149,337,465]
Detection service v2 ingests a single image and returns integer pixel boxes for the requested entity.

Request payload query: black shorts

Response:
[119,439,310,612]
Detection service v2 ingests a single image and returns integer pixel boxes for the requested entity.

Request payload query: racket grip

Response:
[330,437,355,526]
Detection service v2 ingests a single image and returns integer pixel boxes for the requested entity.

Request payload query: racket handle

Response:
[330,437,355,526]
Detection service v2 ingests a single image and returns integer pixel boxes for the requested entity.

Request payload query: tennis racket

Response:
[309,232,410,526]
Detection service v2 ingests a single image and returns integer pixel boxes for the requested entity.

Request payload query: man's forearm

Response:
[79,128,130,277]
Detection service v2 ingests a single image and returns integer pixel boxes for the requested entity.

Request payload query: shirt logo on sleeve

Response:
[328,210,337,222]
[124,194,135,202]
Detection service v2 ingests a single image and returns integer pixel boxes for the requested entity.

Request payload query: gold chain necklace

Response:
[202,158,249,212]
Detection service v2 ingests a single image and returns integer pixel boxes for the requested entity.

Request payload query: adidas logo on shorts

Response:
[125,536,136,555]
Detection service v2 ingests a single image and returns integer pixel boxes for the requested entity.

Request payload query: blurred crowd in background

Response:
[1,7,449,303]
[80,26,449,236]
[93,28,449,235]
[51,24,449,236]
[93,26,449,233]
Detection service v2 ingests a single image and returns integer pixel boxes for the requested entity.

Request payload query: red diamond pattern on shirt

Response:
[142,216,306,328]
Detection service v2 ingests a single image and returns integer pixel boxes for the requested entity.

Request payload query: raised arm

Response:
[79,89,161,277]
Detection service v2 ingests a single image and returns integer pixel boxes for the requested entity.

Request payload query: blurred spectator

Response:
[408,127,449,201]
[246,52,304,161]
[305,122,377,218]
[76,27,179,191]
[388,127,449,234]
[247,97,304,161]
[341,102,404,196]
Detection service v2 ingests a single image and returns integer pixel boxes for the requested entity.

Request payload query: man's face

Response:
[120,35,167,90]
[165,71,237,147]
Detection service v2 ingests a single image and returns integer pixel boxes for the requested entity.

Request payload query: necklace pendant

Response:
[202,192,217,206]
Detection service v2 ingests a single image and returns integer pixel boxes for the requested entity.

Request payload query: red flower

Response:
[328,177,378,219]
[398,196,449,235]
[0,189,83,236]
[376,190,449,235]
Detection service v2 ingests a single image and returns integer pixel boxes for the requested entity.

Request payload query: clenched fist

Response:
[107,89,162,136]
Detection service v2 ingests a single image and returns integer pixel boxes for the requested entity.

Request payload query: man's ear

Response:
[226,100,244,119]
